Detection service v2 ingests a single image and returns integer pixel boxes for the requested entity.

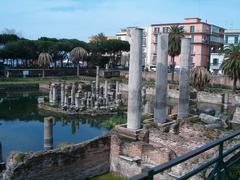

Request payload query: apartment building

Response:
[210,29,240,74]
[147,18,224,68]
[116,28,147,67]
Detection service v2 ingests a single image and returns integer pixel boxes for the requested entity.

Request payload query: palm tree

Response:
[70,47,88,76]
[168,25,184,82]
[221,44,240,93]
[38,52,52,78]
[190,66,210,91]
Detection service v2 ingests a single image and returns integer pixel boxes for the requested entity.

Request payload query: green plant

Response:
[168,25,184,82]
[38,52,52,78]
[220,44,240,93]
[15,153,25,163]
[190,66,210,91]
[57,142,72,149]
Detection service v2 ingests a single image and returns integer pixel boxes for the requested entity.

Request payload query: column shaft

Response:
[178,38,191,119]
[154,34,169,124]
[127,28,143,130]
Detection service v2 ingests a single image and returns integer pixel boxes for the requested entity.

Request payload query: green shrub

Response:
[15,153,25,163]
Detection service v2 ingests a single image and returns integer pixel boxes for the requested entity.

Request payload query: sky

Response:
[0,0,239,41]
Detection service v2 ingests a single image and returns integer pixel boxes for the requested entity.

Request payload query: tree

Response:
[70,47,88,76]
[190,66,210,91]
[168,25,184,82]
[0,34,20,44]
[88,39,130,68]
[38,52,52,78]
[220,44,240,93]
[90,33,107,43]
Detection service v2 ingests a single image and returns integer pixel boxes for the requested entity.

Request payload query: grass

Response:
[15,153,25,163]
[0,76,94,85]
[91,173,125,180]
[101,115,127,129]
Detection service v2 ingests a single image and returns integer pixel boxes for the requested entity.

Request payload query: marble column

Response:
[71,83,76,106]
[49,83,53,104]
[104,80,109,106]
[52,84,57,105]
[178,38,191,119]
[60,83,65,107]
[115,81,119,100]
[75,93,80,109]
[44,117,53,150]
[154,34,169,124]
[127,27,143,130]
[96,66,100,94]
[223,93,230,109]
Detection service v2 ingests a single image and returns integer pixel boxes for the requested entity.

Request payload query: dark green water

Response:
[0,90,108,161]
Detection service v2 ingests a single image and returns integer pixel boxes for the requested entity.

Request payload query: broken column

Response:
[49,83,53,104]
[104,80,109,106]
[52,84,57,105]
[154,34,169,124]
[60,83,65,107]
[178,38,191,119]
[71,83,76,106]
[127,27,143,130]
[44,117,53,150]
[96,66,100,94]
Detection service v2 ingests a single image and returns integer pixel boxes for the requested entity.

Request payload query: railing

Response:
[129,130,240,180]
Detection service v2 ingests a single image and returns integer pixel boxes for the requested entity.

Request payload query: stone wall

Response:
[4,135,110,180]
[120,71,240,88]
[0,83,39,90]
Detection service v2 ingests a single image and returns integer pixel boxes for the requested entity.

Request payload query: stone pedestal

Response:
[127,27,143,130]
[44,117,53,150]
[154,34,169,124]
[178,38,191,119]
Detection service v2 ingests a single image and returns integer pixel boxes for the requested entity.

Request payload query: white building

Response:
[210,29,240,74]
[116,27,152,67]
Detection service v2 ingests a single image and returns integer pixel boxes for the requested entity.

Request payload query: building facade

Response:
[147,18,224,68]
[116,28,148,67]
[210,29,240,74]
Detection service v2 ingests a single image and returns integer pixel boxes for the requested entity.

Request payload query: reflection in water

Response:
[44,117,53,150]
[0,90,108,161]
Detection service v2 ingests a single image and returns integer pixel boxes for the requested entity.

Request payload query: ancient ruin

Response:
[41,69,123,115]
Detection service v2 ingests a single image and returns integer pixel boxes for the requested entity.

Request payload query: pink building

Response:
[148,18,224,67]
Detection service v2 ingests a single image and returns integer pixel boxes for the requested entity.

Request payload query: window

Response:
[154,27,160,34]
[226,36,238,44]
[190,26,195,33]
[235,36,238,44]
[213,58,219,66]
[163,27,169,33]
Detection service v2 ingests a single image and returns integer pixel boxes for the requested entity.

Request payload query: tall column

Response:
[96,66,100,94]
[60,83,65,107]
[127,27,143,130]
[104,80,109,106]
[52,84,57,105]
[154,34,169,124]
[44,117,53,150]
[178,38,191,119]
[49,83,53,104]
[71,83,76,106]
[115,81,119,99]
